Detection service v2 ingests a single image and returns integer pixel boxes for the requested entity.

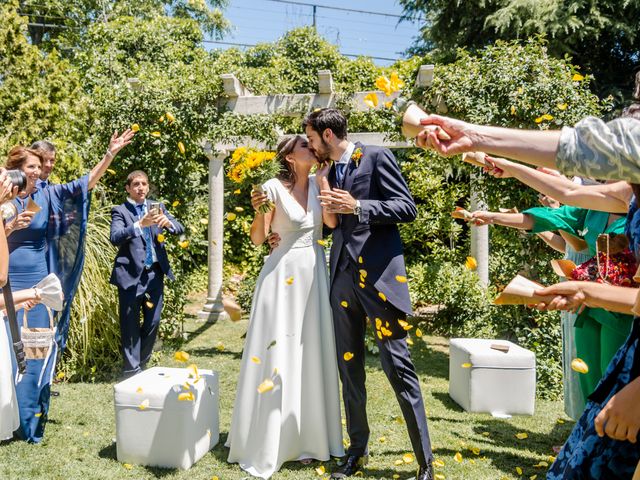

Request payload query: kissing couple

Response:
[226,108,434,480]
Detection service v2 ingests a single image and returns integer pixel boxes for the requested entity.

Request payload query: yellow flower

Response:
[286,276,294,285]
[172,200,180,207]
[157,233,165,243]
[166,112,175,123]
[316,465,326,475]
[106,168,116,175]
[515,432,529,439]
[178,141,186,155]
[557,103,568,110]
[378,292,387,302]
[150,131,161,138]
[363,92,379,109]
[178,392,195,401]
[535,117,544,124]
[402,453,414,463]
[341,301,349,308]
[251,356,261,364]
[395,275,407,283]
[178,240,189,249]
[56,371,65,380]
[389,71,405,92]
[317,239,327,247]
[131,123,140,132]
[454,452,463,462]
[375,75,393,96]
[257,378,274,394]
[343,352,354,361]
[572,73,584,81]
[541,114,554,121]
[233,189,241,195]
[226,212,237,221]
[415,328,423,338]
[465,256,477,270]
[571,358,589,374]
[174,351,190,362]
[384,101,392,108]
[138,399,150,410]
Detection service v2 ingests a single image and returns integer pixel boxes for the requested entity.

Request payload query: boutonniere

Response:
[351,147,363,168]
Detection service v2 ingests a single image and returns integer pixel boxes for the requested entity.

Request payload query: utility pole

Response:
[312,4,317,29]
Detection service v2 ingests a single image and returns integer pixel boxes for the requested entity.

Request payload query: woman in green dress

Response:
[470,205,634,401]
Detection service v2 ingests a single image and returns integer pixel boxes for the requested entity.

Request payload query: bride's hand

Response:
[251,189,269,213]
[316,162,330,179]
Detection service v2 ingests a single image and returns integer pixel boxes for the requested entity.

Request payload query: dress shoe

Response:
[330,454,368,478]
[416,461,434,480]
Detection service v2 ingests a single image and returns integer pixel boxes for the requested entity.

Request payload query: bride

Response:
[227,135,344,478]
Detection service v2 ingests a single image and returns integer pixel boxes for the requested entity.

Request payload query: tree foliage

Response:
[399,0,640,100]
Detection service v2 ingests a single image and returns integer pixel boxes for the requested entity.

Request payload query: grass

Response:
[0,290,574,480]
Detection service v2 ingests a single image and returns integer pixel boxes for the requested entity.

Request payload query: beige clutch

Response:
[26,198,41,213]
[451,207,472,220]
[401,103,452,140]
[550,259,577,278]
[494,274,555,305]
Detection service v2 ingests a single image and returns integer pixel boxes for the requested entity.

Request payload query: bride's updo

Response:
[275,135,303,188]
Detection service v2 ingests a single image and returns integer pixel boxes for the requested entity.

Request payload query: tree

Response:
[399,0,640,100]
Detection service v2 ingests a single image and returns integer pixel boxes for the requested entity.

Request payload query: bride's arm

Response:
[316,166,338,228]
[250,189,274,246]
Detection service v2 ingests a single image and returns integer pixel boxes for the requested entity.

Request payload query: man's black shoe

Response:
[416,461,434,480]
[330,454,368,478]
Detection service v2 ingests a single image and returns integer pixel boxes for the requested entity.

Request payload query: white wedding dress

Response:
[1,317,19,440]
[227,176,344,478]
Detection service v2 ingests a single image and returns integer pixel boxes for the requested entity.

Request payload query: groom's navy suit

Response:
[328,142,432,467]
[110,200,184,375]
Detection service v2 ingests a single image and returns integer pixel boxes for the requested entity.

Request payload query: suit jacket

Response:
[109,200,185,291]
[329,143,416,314]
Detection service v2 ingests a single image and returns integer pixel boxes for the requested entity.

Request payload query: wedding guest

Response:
[109,170,184,378]
[227,136,344,478]
[5,129,134,443]
[29,140,55,188]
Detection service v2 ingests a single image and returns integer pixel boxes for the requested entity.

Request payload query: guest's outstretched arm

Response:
[534,281,639,315]
[469,211,534,230]
[88,129,135,190]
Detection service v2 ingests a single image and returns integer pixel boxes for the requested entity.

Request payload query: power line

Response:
[261,0,424,21]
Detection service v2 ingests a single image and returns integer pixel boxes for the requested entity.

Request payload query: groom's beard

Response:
[313,139,332,164]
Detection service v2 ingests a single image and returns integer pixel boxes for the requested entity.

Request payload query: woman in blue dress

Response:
[4,129,134,442]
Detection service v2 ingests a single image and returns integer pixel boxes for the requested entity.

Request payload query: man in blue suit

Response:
[305,109,434,480]
[110,170,184,378]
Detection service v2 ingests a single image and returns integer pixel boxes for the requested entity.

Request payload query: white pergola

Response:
[198,66,489,323]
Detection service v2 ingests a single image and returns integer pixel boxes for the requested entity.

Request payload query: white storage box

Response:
[449,338,536,415]
[114,366,219,469]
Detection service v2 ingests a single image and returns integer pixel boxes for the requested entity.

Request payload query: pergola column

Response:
[198,145,230,323]
[470,172,489,286]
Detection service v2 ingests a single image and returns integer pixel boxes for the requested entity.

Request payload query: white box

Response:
[114,366,219,469]
[448,338,536,415]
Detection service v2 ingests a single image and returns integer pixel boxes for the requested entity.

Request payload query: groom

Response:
[304,109,434,480]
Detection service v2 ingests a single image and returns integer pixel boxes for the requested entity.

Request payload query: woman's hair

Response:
[6,146,43,170]
[275,135,303,188]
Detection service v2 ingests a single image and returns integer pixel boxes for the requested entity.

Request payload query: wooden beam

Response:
[220,73,253,98]
[318,70,334,94]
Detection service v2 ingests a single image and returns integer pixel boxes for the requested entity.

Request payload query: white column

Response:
[470,172,489,286]
[198,147,230,323]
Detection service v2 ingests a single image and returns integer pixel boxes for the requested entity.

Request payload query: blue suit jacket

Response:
[329,143,416,314]
[109,200,185,291]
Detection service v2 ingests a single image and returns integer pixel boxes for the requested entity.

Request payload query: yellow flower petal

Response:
[226,212,237,221]
[178,240,189,249]
[530,476,538,480]
[56,371,65,380]
[541,114,554,121]
[378,292,387,302]
[395,275,407,283]
[257,378,274,394]
[571,358,589,374]
[363,92,379,109]
[178,391,195,401]
[145,300,154,309]
[535,116,543,124]
[415,328,423,338]
[377,331,383,340]
[557,419,565,424]
[174,351,190,362]
[406,336,413,345]
[398,319,409,328]
[358,282,365,289]
[178,141,186,155]
[159,115,165,123]
[233,189,241,195]
[150,131,161,138]
[286,276,294,285]
[172,200,180,207]
[471,447,480,455]
[433,459,445,467]
[251,356,261,364]
[317,239,327,247]
[123,463,133,470]
[465,256,477,270]
[216,342,225,352]
[235,206,244,212]
[343,352,354,361]
[138,399,150,410]
[34,412,42,418]
[454,452,463,462]
[106,168,116,175]
[481,431,490,436]
[510,105,516,115]
[461,362,472,368]
[402,453,414,463]
[516,466,523,475]
[359,269,367,278]
[378,436,386,443]
[156,233,165,243]
[341,301,349,308]
[316,465,326,475]
[375,318,382,329]
[515,432,529,439]
[131,123,140,132]
[435,475,445,480]
[394,459,403,465]
[384,101,393,109]
[572,73,584,81]
[200,217,209,225]
[557,103,568,110]
[187,363,199,380]
[358,256,363,264]
[166,112,175,123]
[136,387,143,394]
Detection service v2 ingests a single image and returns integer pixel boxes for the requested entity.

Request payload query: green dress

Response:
[525,205,633,401]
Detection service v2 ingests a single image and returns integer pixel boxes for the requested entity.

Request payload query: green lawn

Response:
[0,291,573,480]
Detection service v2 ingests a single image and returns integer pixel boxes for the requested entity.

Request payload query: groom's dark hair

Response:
[302,108,347,139]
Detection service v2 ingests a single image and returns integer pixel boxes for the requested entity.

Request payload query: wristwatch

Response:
[354,200,362,216]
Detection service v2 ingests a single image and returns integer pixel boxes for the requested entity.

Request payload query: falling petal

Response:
[433,459,445,467]
[172,200,180,207]
[106,168,116,175]
[317,239,327,247]
[178,141,186,155]
[131,124,140,132]
[510,105,517,115]
[398,319,409,328]
[378,436,386,443]
[166,112,175,123]
[465,256,478,271]
[157,233,166,243]
[286,276,294,285]
[226,212,237,221]
[341,301,349,308]
[178,240,189,249]
[359,282,365,288]
[471,447,480,455]
[378,292,387,302]
[406,336,413,345]
[139,399,150,410]
[384,102,393,109]
[200,218,209,225]
[123,464,133,470]
[145,301,154,309]
[150,131,161,138]
[481,432,490,437]
[235,206,244,212]
[233,189,241,194]
[136,387,143,394]
[557,103,568,110]
[215,342,225,352]
[454,452,463,462]
[358,256,363,264]
[557,419,565,424]
[572,73,584,81]
[56,371,65,380]
[415,328,423,338]
[251,356,261,364]
[174,351,190,362]
[178,392,195,401]
[363,92,379,109]
[377,331,383,340]
[571,358,589,374]
[316,465,326,475]
[395,275,407,283]
[515,432,529,439]
[159,115,165,122]
[394,459,403,466]
[343,352,354,361]
[35,412,42,418]
[359,269,367,278]
[187,364,200,380]
[516,466,523,475]
[402,453,414,463]
[257,378,274,394]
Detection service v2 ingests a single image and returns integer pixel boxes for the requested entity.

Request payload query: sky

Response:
[206,0,424,65]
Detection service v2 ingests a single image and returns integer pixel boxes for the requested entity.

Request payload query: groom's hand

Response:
[318,189,357,214]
